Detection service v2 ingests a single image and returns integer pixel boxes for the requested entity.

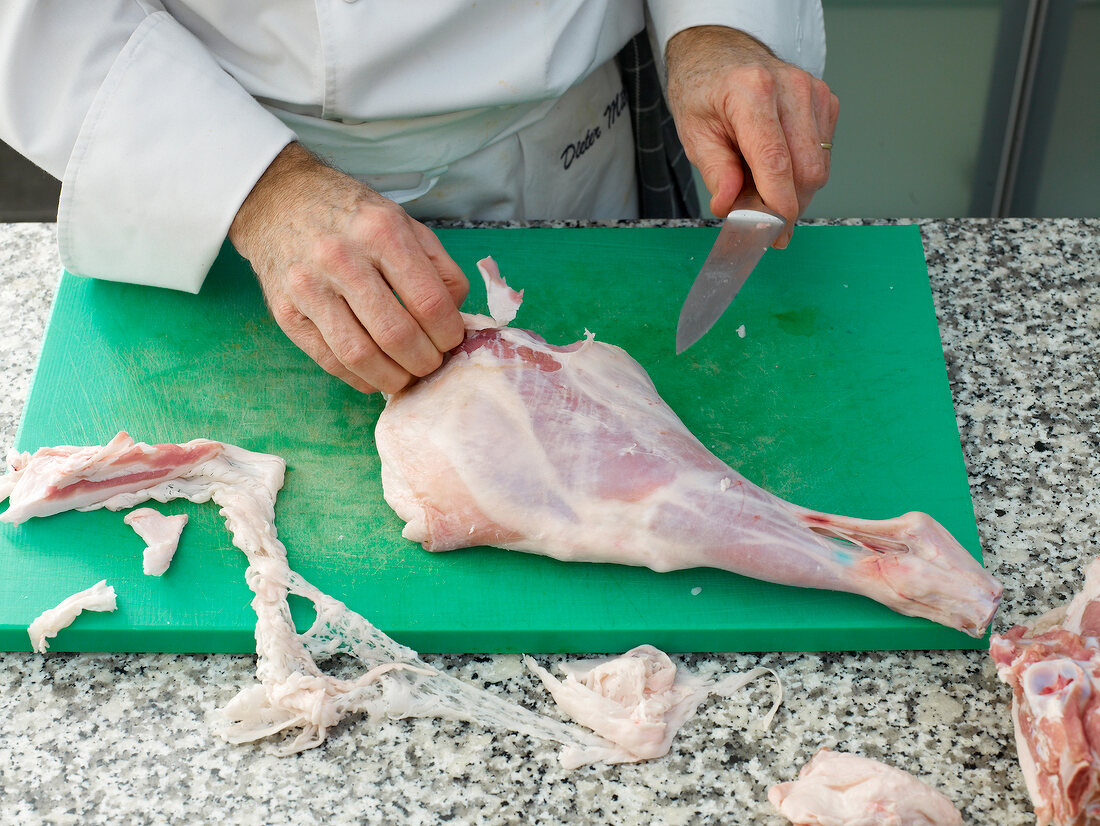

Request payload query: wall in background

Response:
[1031,2,1100,217]
[804,0,1003,219]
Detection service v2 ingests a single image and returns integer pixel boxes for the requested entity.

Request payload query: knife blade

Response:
[675,193,786,354]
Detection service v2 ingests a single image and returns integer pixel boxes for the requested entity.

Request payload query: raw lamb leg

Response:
[377,258,1002,637]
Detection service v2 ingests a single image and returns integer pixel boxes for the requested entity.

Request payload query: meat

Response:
[2,431,776,763]
[990,558,1100,825]
[0,431,222,524]
[28,579,117,653]
[124,508,188,576]
[376,258,1002,637]
[525,644,781,769]
[768,748,963,825]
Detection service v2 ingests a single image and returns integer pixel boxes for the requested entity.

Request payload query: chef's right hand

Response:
[228,142,469,394]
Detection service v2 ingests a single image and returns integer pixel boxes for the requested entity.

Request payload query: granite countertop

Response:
[1,218,1097,824]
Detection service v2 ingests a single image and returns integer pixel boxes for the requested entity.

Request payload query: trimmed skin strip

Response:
[376,258,1002,637]
[28,580,117,654]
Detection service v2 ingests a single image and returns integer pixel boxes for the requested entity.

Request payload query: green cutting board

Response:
[0,225,988,653]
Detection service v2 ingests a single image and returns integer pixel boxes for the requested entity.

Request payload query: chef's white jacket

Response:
[0,1,825,293]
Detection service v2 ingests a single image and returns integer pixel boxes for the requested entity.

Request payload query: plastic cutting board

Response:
[0,225,988,653]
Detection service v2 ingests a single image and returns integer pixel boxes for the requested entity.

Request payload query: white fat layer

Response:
[28,580,117,654]
[124,508,188,576]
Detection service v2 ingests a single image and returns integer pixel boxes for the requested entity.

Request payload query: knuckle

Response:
[332,337,376,372]
[313,236,355,276]
[284,263,322,299]
[799,158,830,190]
[370,315,418,354]
[739,65,777,99]
[755,143,793,177]
[270,300,307,332]
[407,285,455,325]
[410,349,444,378]
[359,203,411,248]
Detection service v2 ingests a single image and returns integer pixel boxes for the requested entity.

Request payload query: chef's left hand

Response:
[665,25,840,248]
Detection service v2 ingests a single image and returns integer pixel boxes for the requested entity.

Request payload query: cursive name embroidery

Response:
[560,88,629,171]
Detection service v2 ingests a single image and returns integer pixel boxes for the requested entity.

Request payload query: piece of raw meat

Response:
[124,508,188,576]
[0,433,771,762]
[0,431,222,524]
[768,748,963,825]
[27,579,117,653]
[376,258,1002,637]
[525,644,781,769]
[990,558,1100,826]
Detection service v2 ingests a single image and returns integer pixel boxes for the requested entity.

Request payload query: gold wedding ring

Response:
[820,142,833,150]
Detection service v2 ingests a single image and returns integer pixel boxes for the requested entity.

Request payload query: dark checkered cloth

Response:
[616,32,701,219]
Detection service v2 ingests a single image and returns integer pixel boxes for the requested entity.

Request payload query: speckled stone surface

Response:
[1,218,1097,824]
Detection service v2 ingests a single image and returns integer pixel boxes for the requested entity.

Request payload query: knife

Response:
[675,192,786,354]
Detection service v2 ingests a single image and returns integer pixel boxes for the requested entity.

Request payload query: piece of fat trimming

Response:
[28,580,117,653]
[124,507,188,576]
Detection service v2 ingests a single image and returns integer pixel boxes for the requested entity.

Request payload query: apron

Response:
[401,61,639,221]
[277,61,639,221]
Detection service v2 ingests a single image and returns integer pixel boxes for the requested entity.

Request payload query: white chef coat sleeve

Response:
[646,0,826,78]
[0,2,295,293]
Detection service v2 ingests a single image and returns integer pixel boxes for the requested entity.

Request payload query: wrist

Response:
[666,25,779,74]
[229,141,319,260]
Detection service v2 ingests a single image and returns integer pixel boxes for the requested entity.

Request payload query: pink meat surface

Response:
[768,748,963,825]
[123,507,189,576]
[0,432,221,524]
[990,558,1100,825]
[376,258,1002,637]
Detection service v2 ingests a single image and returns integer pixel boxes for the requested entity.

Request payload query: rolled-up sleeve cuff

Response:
[647,1,826,78]
[58,11,296,293]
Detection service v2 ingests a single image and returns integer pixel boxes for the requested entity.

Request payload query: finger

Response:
[317,273,441,384]
[730,74,800,244]
[271,303,381,394]
[364,221,467,357]
[777,75,832,215]
[314,297,416,394]
[820,86,840,143]
[679,123,745,218]
[411,222,471,310]
[305,226,448,378]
